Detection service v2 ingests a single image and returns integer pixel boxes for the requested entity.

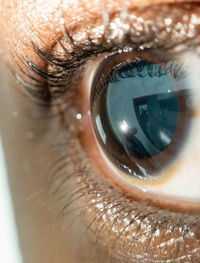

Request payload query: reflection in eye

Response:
[89,48,200,201]
[8,2,200,262]
[91,52,190,177]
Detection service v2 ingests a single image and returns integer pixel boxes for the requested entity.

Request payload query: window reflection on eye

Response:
[1,0,200,263]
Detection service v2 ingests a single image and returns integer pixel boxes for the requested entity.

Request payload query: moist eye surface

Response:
[107,61,178,156]
[91,52,192,179]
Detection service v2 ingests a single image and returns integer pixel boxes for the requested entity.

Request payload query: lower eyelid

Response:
[55,155,200,262]
[50,107,200,263]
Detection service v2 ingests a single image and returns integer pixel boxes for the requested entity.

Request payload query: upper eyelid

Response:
[17,2,200,66]
[8,2,200,102]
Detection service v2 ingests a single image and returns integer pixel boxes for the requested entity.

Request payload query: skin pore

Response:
[0,0,200,262]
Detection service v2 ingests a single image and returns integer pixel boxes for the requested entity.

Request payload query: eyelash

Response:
[48,132,200,262]
[10,3,200,261]
[10,2,200,105]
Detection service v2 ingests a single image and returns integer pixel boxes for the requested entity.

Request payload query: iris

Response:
[107,61,178,158]
[91,59,190,178]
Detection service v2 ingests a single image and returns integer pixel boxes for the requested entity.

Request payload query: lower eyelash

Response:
[45,123,200,263]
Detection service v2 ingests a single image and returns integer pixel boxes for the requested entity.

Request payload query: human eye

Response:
[1,1,200,263]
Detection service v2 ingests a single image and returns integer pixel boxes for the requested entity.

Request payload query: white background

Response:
[0,136,23,263]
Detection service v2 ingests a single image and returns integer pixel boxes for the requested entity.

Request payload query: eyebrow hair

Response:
[9,2,200,104]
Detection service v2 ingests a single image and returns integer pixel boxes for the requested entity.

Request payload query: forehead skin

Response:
[0,0,200,67]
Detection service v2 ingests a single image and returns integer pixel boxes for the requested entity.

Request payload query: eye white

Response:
[132,51,200,201]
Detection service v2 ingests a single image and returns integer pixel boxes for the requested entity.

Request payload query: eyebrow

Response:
[9,2,200,103]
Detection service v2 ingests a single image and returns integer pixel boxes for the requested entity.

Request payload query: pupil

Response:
[107,61,178,158]
[91,59,189,177]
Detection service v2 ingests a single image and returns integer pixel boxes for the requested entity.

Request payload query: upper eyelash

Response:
[10,40,175,104]
[9,2,200,104]
[107,60,186,84]
[12,41,114,105]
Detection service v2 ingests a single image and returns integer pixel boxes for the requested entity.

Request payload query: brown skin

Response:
[0,1,200,263]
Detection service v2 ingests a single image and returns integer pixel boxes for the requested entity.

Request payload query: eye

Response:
[78,48,200,209]
[91,51,190,177]
[7,2,200,261]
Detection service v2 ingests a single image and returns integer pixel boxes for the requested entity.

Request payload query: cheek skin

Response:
[0,67,77,262]
[0,63,100,263]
